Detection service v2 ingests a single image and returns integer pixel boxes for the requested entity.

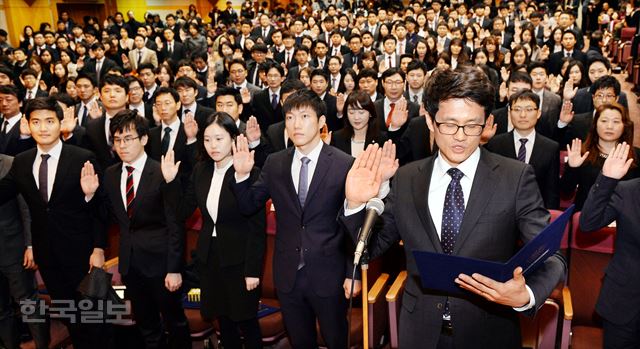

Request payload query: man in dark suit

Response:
[263,80,302,152]
[571,58,628,114]
[275,32,298,70]
[251,14,275,46]
[0,97,109,349]
[286,46,315,82]
[127,76,155,125]
[311,40,330,72]
[394,23,415,56]
[492,17,513,49]
[528,12,546,45]
[393,115,433,166]
[82,110,191,349]
[74,73,103,127]
[232,90,366,349]
[546,29,587,76]
[485,90,560,209]
[527,62,562,139]
[164,14,182,42]
[374,68,420,135]
[0,153,49,349]
[309,69,341,131]
[20,69,48,102]
[67,74,129,172]
[159,27,186,64]
[0,85,35,155]
[579,143,640,348]
[251,62,285,132]
[342,67,565,348]
[328,30,350,57]
[79,43,117,85]
[492,71,534,136]
[174,76,213,131]
[342,34,364,70]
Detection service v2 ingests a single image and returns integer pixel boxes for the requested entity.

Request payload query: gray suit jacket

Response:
[0,154,31,267]
[340,149,566,348]
[537,89,562,139]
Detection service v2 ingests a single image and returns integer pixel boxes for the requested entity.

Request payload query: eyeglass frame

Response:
[433,121,485,136]
[111,136,140,146]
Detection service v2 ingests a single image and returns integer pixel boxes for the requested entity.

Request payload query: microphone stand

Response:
[361,249,370,349]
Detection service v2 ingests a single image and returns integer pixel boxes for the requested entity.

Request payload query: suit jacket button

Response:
[295,247,300,252]
[436,303,443,310]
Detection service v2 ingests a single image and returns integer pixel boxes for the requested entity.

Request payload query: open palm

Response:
[345,144,383,207]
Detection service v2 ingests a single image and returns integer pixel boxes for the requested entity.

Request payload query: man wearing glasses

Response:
[342,66,565,348]
[556,75,622,147]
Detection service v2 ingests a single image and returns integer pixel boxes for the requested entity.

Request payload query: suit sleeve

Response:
[579,173,621,232]
[544,149,560,209]
[231,154,272,216]
[162,176,184,273]
[0,161,18,207]
[515,165,566,314]
[243,167,267,278]
[87,156,108,249]
[17,194,32,247]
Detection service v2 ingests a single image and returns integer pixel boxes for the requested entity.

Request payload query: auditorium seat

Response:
[367,273,390,348]
[559,212,615,349]
[385,271,407,349]
[520,298,561,349]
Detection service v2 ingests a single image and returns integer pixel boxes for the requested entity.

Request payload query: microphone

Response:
[353,198,385,265]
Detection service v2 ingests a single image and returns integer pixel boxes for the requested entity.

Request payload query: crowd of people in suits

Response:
[0,0,639,348]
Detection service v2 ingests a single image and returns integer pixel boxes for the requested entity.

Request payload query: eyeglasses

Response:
[594,93,616,101]
[434,121,485,136]
[511,107,538,114]
[384,80,404,86]
[112,136,140,146]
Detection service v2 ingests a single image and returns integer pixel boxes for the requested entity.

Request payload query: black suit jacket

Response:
[536,90,562,139]
[342,52,362,70]
[251,89,284,132]
[546,50,587,75]
[393,115,433,165]
[485,132,560,209]
[0,154,31,267]
[554,111,592,148]
[265,121,291,152]
[80,58,117,83]
[145,123,197,183]
[579,174,640,324]
[68,116,120,172]
[158,41,186,64]
[492,106,510,135]
[251,25,275,45]
[374,98,420,134]
[572,87,629,115]
[178,104,213,131]
[179,161,265,275]
[233,143,356,296]
[0,144,107,268]
[321,93,341,132]
[103,157,182,277]
[0,118,35,156]
[330,128,388,157]
[340,149,566,348]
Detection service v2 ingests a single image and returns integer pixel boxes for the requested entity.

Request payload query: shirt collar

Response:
[36,139,63,160]
[433,147,481,182]
[513,128,536,142]
[182,102,197,112]
[234,80,248,89]
[269,87,281,95]
[162,117,180,131]
[123,152,148,172]
[215,158,234,172]
[294,138,323,163]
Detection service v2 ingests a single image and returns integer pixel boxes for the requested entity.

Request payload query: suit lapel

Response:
[454,150,499,254]
[505,131,517,158]
[304,144,331,207]
[283,147,302,215]
[196,161,215,207]
[529,134,544,165]
[49,144,71,204]
[412,157,444,253]
[130,158,154,220]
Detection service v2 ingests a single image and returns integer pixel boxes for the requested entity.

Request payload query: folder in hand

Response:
[412,206,574,294]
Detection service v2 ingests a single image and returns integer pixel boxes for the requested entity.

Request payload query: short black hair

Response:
[406,60,428,75]
[527,61,548,74]
[357,68,378,81]
[381,67,405,82]
[0,65,14,82]
[20,68,38,80]
[508,89,540,108]
[591,75,620,96]
[0,84,20,98]
[282,89,327,119]
[24,97,63,121]
[281,79,306,95]
[152,86,180,103]
[137,63,155,74]
[507,71,532,86]
[126,75,144,89]
[424,66,495,119]
[100,74,129,93]
[51,92,76,108]
[173,76,199,90]
[228,58,247,71]
[264,61,285,77]
[76,72,97,87]
[214,86,242,105]
[587,55,612,72]
[109,109,150,138]
[310,68,329,82]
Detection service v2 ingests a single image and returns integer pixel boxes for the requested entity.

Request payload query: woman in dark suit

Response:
[330,90,387,157]
[164,112,265,348]
[560,103,640,210]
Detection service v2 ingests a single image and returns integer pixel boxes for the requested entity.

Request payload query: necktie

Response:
[441,168,465,319]
[263,28,267,38]
[81,106,88,126]
[387,55,392,68]
[161,127,172,155]
[96,60,102,74]
[334,47,339,56]
[566,51,572,58]
[296,156,311,270]
[413,95,419,103]
[168,42,173,54]
[143,91,150,102]
[1,119,8,134]
[271,93,278,110]
[39,154,51,204]
[518,138,528,162]
[332,78,337,90]
[385,102,395,128]
[398,42,404,54]
[285,51,290,66]
[183,109,190,120]
[352,56,357,65]
[125,166,135,218]
[137,50,142,67]
[27,91,32,100]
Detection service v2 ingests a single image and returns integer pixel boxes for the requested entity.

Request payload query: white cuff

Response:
[377,180,390,199]
[187,137,197,145]
[344,200,366,216]
[557,120,568,128]
[249,139,261,149]
[513,285,536,312]
[235,173,250,183]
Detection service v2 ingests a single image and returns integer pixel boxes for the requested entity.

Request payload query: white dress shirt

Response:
[2,112,21,133]
[129,102,145,118]
[330,73,341,91]
[291,140,323,194]
[25,86,38,100]
[513,129,536,164]
[32,140,63,201]
[206,159,234,237]
[120,153,147,208]
[78,97,97,125]
[161,118,181,152]
[181,102,197,121]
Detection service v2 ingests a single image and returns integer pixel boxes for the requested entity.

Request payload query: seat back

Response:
[368,273,390,348]
[262,200,277,299]
[385,271,407,349]
[520,299,560,349]
[549,209,571,251]
[621,27,637,42]
[568,212,615,327]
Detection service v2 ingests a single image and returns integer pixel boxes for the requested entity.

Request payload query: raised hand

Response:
[240,87,251,104]
[19,116,30,137]
[499,81,508,102]
[562,78,577,101]
[80,161,100,196]
[547,74,560,94]
[184,113,199,141]
[390,98,409,129]
[76,59,85,70]
[88,100,103,119]
[480,114,497,144]
[602,142,633,179]
[245,116,261,143]
[559,100,574,124]
[39,80,47,92]
[161,150,182,183]
[206,76,217,95]
[345,144,383,208]
[48,86,58,96]
[60,106,77,136]
[539,45,550,61]
[232,134,255,177]
[336,93,345,115]
[567,138,589,168]
[379,140,399,182]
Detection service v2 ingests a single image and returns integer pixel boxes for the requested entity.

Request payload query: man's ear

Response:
[319,114,326,129]
[425,113,435,133]
[140,134,148,146]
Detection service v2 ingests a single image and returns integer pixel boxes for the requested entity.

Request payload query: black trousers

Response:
[122,267,190,349]
[39,265,112,349]
[603,311,640,349]
[0,264,49,349]
[277,267,347,349]
[217,315,262,349]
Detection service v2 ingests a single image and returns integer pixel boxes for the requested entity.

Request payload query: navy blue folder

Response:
[412,206,574,294]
